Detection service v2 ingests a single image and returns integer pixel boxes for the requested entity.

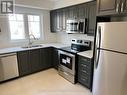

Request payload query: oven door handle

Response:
[58,50,75,58]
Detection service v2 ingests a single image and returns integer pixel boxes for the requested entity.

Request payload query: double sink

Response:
[21,44,43,49]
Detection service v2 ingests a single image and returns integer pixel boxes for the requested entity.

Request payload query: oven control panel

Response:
[71,39,91,47]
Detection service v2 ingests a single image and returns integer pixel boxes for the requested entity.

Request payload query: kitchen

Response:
[0,0,127,95]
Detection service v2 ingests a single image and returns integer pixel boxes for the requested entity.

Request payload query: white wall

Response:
[53,0,93,9]
[56,32,94,45]
[0,7,57,48]
[15,0,55,10]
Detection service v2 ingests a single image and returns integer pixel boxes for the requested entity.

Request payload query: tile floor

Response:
[0,68,92,95]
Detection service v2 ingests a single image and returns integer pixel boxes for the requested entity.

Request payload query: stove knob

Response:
[80,40,82,43]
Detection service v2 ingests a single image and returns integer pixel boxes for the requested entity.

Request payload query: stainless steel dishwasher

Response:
[0,53,19,82]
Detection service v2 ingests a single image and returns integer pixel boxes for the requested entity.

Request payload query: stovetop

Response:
[60,46,82,54]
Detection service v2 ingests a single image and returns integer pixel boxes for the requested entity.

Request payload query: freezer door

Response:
[93,50,127,95]
[97,22,127,53]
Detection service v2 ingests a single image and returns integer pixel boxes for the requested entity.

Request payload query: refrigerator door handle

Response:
[96,26,101,69]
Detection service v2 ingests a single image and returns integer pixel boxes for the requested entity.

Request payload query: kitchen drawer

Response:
[79,56,91,63]
[80,62,90,70]
[78,72,90,88]
[80,66,90,75]
[78,55,93,89]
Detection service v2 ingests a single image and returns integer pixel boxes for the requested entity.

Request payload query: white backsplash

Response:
[56,32,95,48]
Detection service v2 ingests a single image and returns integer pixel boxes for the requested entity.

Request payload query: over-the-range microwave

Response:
[66,18,87,34]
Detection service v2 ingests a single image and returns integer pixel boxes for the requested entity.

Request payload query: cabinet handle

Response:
[121,3,124,12]
[116,3,119,12]
[81,64,87,67]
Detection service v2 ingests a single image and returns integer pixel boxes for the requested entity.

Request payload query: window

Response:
[28,15,41,39]
[9,14,25,40]
[8,14,41,41]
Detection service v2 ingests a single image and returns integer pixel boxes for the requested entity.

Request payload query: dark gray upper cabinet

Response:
[97,0,121,16]
[68,6,79,19]
[121,0,127,14]
[87,1,97,36]
[50,10,57,32]
[78,3,89,19]
[62,8,68,31]
[56,10,63,32]
[52,48,59,70]
[50,1,97,35]
[97,0,127,16]
[50,10,63,32]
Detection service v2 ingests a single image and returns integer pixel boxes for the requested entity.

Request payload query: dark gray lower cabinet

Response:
[52,48,59,69]
[17,47,53,77]
[41,47,53,70]
[29,49,41,73]
[78,56,93,90]
[17,51,30,77]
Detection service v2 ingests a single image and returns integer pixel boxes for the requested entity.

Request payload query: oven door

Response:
[58,50,75,75]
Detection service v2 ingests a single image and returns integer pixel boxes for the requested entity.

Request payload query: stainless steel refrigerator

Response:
[93,22,127,95]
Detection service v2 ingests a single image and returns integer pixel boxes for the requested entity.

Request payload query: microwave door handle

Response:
[78,22,80,32]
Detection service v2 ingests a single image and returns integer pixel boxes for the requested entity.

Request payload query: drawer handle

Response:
[81,77,88,81]
[82,70,88,74]
[81,64,88,67]
[81,58,90,62]
[63,72,69,76]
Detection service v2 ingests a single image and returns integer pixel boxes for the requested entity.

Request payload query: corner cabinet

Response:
[97,0,127,16]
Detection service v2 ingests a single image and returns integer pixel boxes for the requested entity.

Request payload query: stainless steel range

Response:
[58,39,91,83]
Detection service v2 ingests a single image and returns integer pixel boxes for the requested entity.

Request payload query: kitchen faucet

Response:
[28,34,38,46]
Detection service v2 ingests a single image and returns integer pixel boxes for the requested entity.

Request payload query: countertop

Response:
[0,43,94,58]
[77,50,93,59]
[0,43,69,55]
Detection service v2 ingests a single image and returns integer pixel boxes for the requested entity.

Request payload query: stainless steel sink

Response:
[22,45,43,48]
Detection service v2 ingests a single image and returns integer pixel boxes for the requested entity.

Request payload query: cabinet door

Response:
[41,47,52,69]
[121,0,127,13]
[97,0,121,16]
[50,10,57,33]
[78,3,89,19]
[56,10,63,32]
[87,1,97,36]
[29,49,41,73]
[68,6,79,19]
[52,48,59,70]
[17,51,30,76]
[62,8,68,31]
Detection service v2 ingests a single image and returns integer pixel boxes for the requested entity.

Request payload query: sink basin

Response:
[22,45,43,48]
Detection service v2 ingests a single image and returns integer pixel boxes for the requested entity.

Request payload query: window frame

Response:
[8,13,43,43]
